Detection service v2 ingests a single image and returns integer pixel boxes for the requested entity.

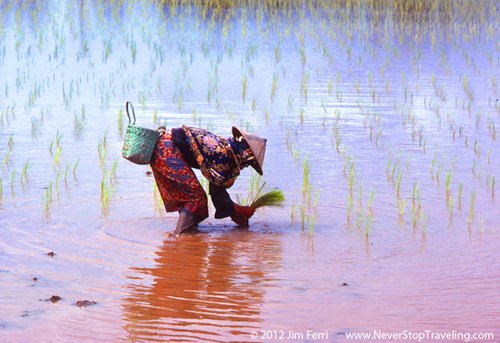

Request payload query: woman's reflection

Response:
[122,230,282,342]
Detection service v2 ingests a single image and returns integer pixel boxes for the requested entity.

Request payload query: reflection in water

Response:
[122,230,282,342]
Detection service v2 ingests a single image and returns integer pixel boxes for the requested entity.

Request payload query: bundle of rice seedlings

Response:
[246,180,285,210]
[250,189,285,209]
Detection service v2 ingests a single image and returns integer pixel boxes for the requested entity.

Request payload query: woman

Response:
[150,125,267,236]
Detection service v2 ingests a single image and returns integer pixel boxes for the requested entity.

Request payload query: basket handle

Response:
[126,101,136,125]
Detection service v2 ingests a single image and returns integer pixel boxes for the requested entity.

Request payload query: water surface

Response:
[0,1,499,342]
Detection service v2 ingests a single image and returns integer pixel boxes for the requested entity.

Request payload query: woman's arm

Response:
[209,183,255,224]
[209,183,235,219]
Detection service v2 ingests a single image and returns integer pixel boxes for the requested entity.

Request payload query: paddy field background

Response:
[0,1,499,342]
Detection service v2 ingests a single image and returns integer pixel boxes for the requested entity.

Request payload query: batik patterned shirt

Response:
[183,126,241,188]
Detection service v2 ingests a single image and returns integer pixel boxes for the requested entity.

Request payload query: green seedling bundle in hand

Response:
[241,180,285,210]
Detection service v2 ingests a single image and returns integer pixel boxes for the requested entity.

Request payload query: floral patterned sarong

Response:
[150,130,208,221]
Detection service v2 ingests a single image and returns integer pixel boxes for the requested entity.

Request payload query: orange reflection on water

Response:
[122,230,282,342]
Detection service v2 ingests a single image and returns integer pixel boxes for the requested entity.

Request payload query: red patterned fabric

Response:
[150,130,208,221]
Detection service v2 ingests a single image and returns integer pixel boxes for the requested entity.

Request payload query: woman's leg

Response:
[150,131,208,234]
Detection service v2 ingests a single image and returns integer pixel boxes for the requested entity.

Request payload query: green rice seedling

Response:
[396,170,402,197]
[333,133,342,153]
[42,192,49,218]
[447,194,454,220]
[7,134,13,149]
[397,198,407,218]
[31,117,42,137]
[55,169,61,195]
[72,160,79,175]
[391,164,396,181]
[368,190,375,212]
[492,177,495,199]
[300,109,304,124]
[270,74,278,101]
[2,149,10,170]
[348,166,355,196]
[48,181,53,205]
[117,108,124,136]
[355,209,364,229]
[192,108,197,124]
[199,177,208,195]
[100,171,114,215]
[347,193,353,219]
[410,198,419,227]
[364,212,374,237]
[386,158,392,178]
[153,109,158,126]
[55,130,62,147]
[241,74,247,102]
[321,97,327,114]
[412,182,419,208]
[10,169,15,194]
[291,200,298,221]
[139,92,147,108]
[445,170,452,193]
[53,146,62,166]
[313,191,320,209]
[97,141,106,167]
[375,130,382,147]
[20,160,30,183]
[287,95,294,112]
[302,158,310,193]
[0,178,2,201]
[305,183,312,205]
[250,189,285,210]
[358,185,364,211]
[153,182,162,211]
[342,158,349,177]
[457,183,463,210]
[300,205,306,230]
[110,159,118,181]
[64,163,70,185]
[248,174,261,200]
[307,214,316,236]
[130,40,137,64]
[468,191,476,225]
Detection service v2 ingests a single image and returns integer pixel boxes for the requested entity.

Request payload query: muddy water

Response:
[1,1,499,342]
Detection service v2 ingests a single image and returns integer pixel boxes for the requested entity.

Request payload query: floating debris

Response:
[50,295,61,303]
[47,251,55,257]
[40,295,62,303]
[76,300,97,307]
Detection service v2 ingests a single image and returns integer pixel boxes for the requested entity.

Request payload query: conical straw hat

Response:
[232,126,267,175]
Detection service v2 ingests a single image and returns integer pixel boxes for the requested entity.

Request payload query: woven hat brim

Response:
[232,126,266,175]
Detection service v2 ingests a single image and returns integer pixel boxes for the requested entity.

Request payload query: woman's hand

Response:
[231,203,255,226]
[233,203,256,217]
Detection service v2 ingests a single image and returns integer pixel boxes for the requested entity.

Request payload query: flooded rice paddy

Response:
[0,1,499,342]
